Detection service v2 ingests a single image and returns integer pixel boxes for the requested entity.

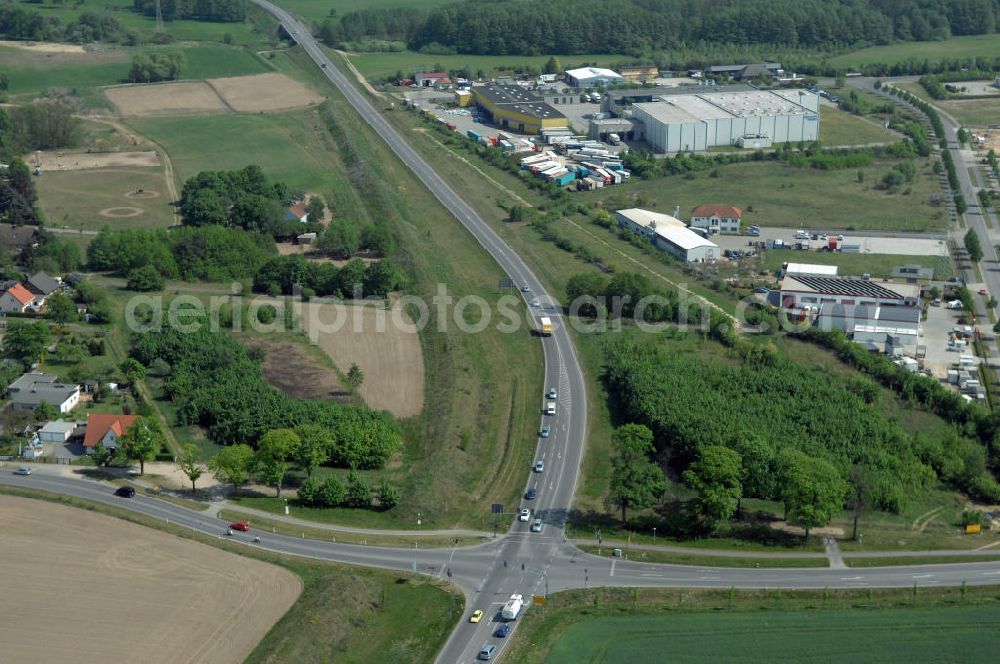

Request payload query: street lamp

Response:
[652,527,656,545]
[284,497,288,515]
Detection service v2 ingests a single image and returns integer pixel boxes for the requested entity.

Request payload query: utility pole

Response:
[154,0,164,33]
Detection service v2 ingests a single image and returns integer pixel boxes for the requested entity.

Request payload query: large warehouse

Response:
[633,88,820,153]
[565,67,624,88]
[615,208,718,262]
[471,85,567,135]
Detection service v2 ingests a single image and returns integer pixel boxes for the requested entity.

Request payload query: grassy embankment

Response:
[506,585,1000,664]
[0,486,460,663]
[829,34,1000,69]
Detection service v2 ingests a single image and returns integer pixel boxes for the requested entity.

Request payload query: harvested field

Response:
[208,72,324,112]
[106,81,228,116]
[300,301,425,418]
[31,150,161,171]
[0,39,86,54]
[242,337,349,401]
[0,495,300,664]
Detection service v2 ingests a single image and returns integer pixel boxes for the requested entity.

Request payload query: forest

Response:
[130,322,401,468]
[605,333,1000,525]
[321,0,1000,56]
[0,3,132,43]
[132,0,246,22]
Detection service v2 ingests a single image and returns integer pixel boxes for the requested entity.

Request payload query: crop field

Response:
[540,605,1000,663]
[208,72,326,112]
[830,34,1000,68]
[34,166,175,230]
[300,301,425,419]
[107,81,229,115]
[0,494,300,664]
[589,158,944,232]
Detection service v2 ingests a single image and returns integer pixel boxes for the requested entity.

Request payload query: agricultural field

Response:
[829,34,1000,69]
[539,604,1000,663]
[107,81,229,115]
[208,72,326,112]
[591,158,945,232]
[0,494,300,664]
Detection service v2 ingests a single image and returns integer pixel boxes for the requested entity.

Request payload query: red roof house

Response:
[83,413,138,450]
[0,283,35,313]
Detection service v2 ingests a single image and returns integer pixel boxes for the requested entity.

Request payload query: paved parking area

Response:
[922,304,976,379]
[711,226,947,257]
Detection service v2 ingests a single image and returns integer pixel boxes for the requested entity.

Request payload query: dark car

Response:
[525,487,537,500]
[114,486,136,498]
[494,624,511,638]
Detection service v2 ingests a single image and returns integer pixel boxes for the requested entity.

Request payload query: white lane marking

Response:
[912,574,934,579]
[840,577,863,581]
[610,559,616,577]
[981,571,1000,576]
[699,576,722,581]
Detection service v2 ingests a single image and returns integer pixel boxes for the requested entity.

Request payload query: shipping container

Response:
[555,172,577,186]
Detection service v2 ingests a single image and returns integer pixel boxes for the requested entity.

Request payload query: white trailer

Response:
[501,594,524,620]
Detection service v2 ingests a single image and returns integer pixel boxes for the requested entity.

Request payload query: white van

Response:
[546,402,556,415]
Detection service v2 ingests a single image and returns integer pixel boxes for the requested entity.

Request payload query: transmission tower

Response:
[155,0,164,33]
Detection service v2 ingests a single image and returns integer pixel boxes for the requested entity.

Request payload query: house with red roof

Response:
[690,204,743,235]
[415,72,452,88]
[285,202,309,223]
[0,283,35,313]
[83,413,138,452]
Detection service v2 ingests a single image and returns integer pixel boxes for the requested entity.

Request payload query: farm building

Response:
[690,204,743,234]
[0,282,34,313]
[6,373,80,414]
[817,303,921,352]
[285,203,309,223]
[565,67,624,88]
[618,65,659,82]
[83,413,138,452]
[415,72,451,88]
[632,88,819,153]
[782,263,839,277]
[615,208,718,262]
[471,85,567,135]
[780,275,920,310]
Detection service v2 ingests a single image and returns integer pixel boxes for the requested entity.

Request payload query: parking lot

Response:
[711,226,948,257]
[921,303,979,381]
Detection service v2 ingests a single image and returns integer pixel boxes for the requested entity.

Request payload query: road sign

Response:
[532,595,545,606]
[492,503,504,514]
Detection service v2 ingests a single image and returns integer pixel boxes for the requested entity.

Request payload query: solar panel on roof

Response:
[791,276,907,299]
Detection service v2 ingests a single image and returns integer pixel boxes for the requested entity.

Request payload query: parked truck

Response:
[607,133,621,145]
[539,316,553,336]
[502,594,524,621]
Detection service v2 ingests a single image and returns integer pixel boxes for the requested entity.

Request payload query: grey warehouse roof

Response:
[473,85,566,121]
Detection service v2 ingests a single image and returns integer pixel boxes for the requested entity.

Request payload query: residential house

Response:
[690,205,743,235]
[0,283,34,313]
[285,203,309,223]
[25,271,62,304]
[83,413,138,452]
[6,372,81,414]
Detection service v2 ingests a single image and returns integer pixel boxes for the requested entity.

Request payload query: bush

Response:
[126,265,165,291]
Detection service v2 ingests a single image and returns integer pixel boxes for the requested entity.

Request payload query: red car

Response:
[230,521,251,532]
[979,289,988,296]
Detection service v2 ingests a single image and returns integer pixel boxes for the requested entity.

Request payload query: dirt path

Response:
[334,49,383,98]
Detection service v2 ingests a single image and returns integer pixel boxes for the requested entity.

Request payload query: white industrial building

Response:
[782,262,838,277]
[780,275,920,310]
[565,67,624,88]
[615,208,718,262]
[817,303,920,353]
[633,89,819,153]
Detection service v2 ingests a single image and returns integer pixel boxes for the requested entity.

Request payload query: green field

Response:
[542,604,1000,663]
[829,34,1000,68]
[592,159,944,232]
[819,106,897,146]
[758,250,952,280]
[938,98,1000,128]
[346,50,621,81]
[0,43,268,96]
[35,167,176,231]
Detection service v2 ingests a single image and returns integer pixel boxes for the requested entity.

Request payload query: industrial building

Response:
[705,63,783,81]
[781,263,838,277]
[632,89,819,153]
[565,67,624,88]
[615,208,718,262]
[817,303,921,353]
[690,204,743,234]
[618,65,659,83]
[471,85,567,135]
[780,275,920,310]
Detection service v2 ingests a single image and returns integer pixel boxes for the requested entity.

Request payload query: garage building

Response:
[615,208,718,262]
[471,85,567,135]
[633,88,819,153]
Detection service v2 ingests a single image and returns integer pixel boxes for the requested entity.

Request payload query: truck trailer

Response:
[502,594,525,621]
[539,317,553,336]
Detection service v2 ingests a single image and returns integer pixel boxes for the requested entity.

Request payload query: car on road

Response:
[519,508,531,522]
[546,387,557,399]
[531,518,543,533]
[979,289,989,296]
[530,298,540,307]
[470,609,484,623]
[837,234,845,241]
[494,624,511,638]
[521,285,531,293]
[533,460,544,473]
[230,521,251,532]
[524,487,537,500]
[114,486,135,498]
[539,425,550,438]
[321,63,327,68]
[478,644,496,661]
[13,466,31,476]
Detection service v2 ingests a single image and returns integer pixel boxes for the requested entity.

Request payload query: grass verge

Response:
[0,485,460,663]
[577,545,828,568]
[845,554,1000,568]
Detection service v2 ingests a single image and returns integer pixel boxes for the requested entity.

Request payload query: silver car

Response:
[13,466,32,475]
[531,518,543,533]
[533,460,544,473]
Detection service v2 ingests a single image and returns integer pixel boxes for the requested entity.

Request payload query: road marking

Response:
[640,573,664,578]
[981,571,1000,576]
[699,576,722,581]
[911,574,934,579]
[840,577,863,581]
[610,559,616,577]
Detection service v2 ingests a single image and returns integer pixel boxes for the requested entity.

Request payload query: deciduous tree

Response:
[177,443,203,492]
[683,445,743,530]
[777,449,847,541]
[210,443,254,494]
[608,423,666,524]
[116,416,163,476]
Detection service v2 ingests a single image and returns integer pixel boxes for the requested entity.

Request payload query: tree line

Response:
[132,0,247,23]
[129,51,185,83]
[130,322,401,468]
[0,3,133,43]
[252,254,405,300]
[320,0,1000,56]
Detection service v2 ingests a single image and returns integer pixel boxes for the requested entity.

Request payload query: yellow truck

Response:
[539,317,553,336]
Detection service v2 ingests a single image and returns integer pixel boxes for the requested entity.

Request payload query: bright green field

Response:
[0,43,268,96]
[126,110,332,192]
[346,50,621,81]
[830,34,1000,68]
[281,0,449,22]
[545,605,1000,663]
[819,106,897,146]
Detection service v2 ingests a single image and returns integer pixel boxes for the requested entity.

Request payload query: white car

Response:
[519,508,531,522]
[533,460,544,473]
[531,518,543,533]
[546,387,557,399]
[530,298,540,307]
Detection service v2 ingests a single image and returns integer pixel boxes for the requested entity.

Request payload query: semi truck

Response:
[539,316,553,336]
[502,594,524,621]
